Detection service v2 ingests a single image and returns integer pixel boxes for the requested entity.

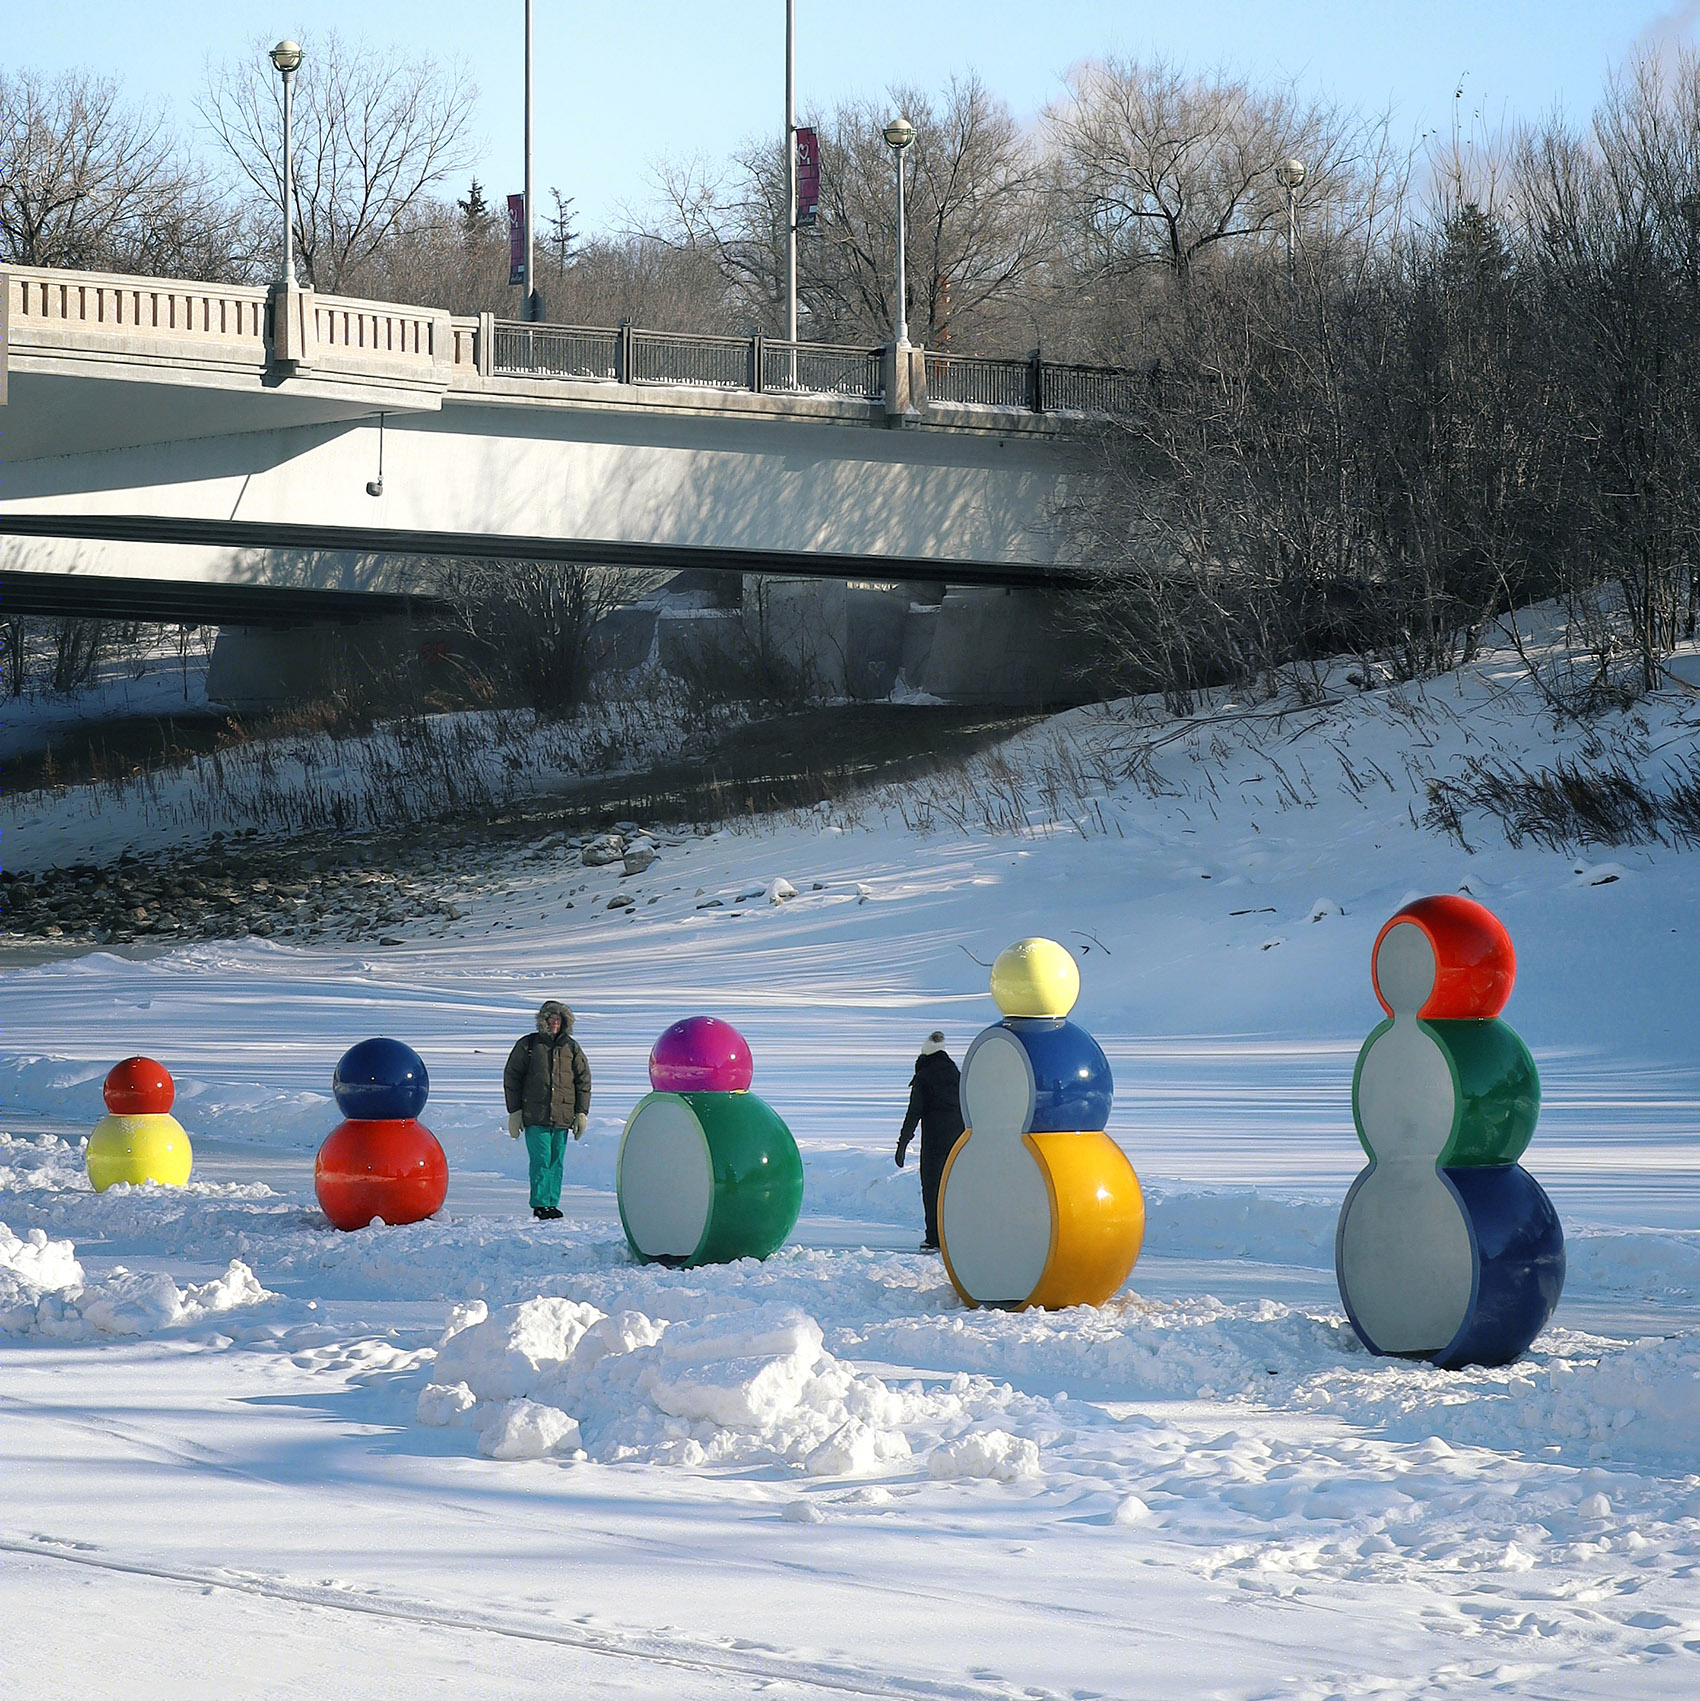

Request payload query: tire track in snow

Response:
[0,1532,1040,1701]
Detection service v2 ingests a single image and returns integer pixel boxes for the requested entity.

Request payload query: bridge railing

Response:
[488,317,1138,415]
[489,320,885,400]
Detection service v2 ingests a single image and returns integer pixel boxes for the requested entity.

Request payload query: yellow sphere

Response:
[86,1112,193,1191]
[990,937,1080,1017]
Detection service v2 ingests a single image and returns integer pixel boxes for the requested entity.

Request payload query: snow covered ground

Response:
[3,641,1699,1699]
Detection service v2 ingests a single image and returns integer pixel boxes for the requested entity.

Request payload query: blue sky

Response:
[6,2,1691,234]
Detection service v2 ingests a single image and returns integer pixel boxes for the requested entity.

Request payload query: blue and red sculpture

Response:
[1335,895,1565,1368]
[315,1037,448,1231]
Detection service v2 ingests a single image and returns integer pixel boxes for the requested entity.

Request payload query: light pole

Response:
[785,0,797,349]
[523,0,537,320]
[269,40,303,288]
[1276,157,1305,286]
[882,116,916,346]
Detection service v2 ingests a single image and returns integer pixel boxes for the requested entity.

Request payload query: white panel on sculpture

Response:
[1339,1169,1473,1352]
[1375,921,1437,1014]
[1344,1016,1472,1352]
[619,1098,714,1258]
[938,1133,1051,1304]
[1356,1021,1455,1162]
[961,1028,1036,1135]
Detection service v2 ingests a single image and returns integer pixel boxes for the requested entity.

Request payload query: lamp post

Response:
[523,0,537,320]
[269,40,303,288]
[785,0,797,349]
[882,116,916,346]
[1276,157,1305,285]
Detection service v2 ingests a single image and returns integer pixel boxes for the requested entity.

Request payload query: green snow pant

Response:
[525,1125,566,1210]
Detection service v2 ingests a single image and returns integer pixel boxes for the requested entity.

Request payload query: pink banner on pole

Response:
[796,128,820,228]
[507,194,526,286]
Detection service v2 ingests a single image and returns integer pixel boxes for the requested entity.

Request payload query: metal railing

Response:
[488,316,1142,415]
[925,352,1034,410]
[492,321,620,379]
[759,339,884,398]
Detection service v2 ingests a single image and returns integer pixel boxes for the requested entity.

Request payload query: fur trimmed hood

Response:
[919,1030,947,1056]
[536,1000,576,1035]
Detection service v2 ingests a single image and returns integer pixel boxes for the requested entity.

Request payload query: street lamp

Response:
[883,116,916,346]
[1276,156,1305,284]
[269,40,303,289]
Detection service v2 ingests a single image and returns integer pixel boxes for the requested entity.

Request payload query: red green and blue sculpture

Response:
[1335,895,1564,1369]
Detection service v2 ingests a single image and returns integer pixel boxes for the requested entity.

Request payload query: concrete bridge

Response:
[0,265,1107,703]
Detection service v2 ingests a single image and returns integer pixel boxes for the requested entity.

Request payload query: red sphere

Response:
[314,1117,448,1231]
[1373,894,1516,1020]
[649,1015,754,1093]
[104,1055,175,1115]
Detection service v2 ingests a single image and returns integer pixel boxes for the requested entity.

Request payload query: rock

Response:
[607,894,635,911]
[622,841,657,876]
[581,834,626,867]
[767,878,797,904]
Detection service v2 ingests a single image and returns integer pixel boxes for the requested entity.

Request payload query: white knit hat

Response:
[920,1030,947,1055]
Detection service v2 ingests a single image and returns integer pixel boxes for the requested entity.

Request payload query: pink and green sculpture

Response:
[617,1017,802,1266]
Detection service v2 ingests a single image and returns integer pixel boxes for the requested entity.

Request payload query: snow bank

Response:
[0,1219,271,1337]
[418,1295,1038,1480]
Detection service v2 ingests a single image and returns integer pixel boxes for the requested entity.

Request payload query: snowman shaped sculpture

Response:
[938,938,1145,1310]
[618,1016,803,1266]
[87,1055,193,1191]
[1336,895,1565,1369]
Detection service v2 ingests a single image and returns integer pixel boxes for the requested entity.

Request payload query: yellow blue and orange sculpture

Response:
[617,1016,804,1266]
[1336,895,1565,1368]
[938,939,1145,1309]
[86,1055,193,1191]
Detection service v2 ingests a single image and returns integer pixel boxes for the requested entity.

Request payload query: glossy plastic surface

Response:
[86,1112,193,1191]
[332,1037,431,1121]
[103,1055,174,1115]
[1434,1164,1566,1369]
[1023,1131,1145,1309]
[617,1090,802,1266]
[648,1016,754,1094]
[989,938,1080,1018]
[314,1116,448,1230]
[1372,894,1515,1020]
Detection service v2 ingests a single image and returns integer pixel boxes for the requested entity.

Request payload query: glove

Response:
[894,1140,909,1169]
[572,1113,587,1140]
[507,1110,524,1139]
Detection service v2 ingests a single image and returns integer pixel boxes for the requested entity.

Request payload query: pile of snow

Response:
[418,1295,1043,1478]
[0,1219,271,1338]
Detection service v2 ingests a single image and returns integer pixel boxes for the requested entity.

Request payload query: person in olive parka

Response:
[895,1030,965,1252]
[504,999,592,1220]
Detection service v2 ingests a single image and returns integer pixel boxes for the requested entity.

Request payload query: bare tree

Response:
[0,69,232,276]
[201,33,477,293]
[1044,58,1373,286]
[647,74,1051,349]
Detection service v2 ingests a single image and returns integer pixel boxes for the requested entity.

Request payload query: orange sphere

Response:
[314,1117,448,1231]
[1372,894,1516,1020]
[104,1055,175,1115]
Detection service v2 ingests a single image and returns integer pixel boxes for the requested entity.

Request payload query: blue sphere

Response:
[333,1037,429,1119]
[962,1017,1113,1134]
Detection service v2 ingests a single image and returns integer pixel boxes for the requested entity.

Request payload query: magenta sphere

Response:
[649,1016,754,1093]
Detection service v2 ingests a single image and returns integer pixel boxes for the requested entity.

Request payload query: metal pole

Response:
[894,146,908,347]
[524,0,536,321]
[785,0,797,350]
[1286,183,1296,287]
[280,67,295,285]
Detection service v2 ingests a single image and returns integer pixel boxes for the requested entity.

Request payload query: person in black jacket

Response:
[895,1031,965,1252]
